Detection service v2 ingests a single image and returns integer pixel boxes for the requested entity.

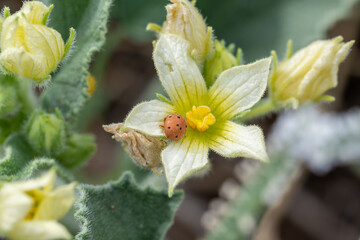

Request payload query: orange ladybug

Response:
[163,113,187,140]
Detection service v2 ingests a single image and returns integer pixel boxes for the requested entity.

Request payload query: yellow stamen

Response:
[186,105,216,132]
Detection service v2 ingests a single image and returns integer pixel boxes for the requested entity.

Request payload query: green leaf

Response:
[75,172,183,240]
[0,133,74,182]
[57,133,96,169]
[12,157,75,182]
[40,0,113,120]
[196,0,358,61]
[0,133,34,177]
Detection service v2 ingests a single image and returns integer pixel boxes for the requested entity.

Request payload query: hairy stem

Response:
[241,98,279,121]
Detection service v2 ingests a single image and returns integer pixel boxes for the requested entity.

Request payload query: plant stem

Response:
[241,98,278,121]
[17,77,36,115]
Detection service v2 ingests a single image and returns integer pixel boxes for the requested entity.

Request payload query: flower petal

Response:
[8,220,72,240]
[34,183,76,221]
[0,186,33,233]
[124,100,175,136]
[208,121,269,162]
[208,57,271,120]
[162,137,209,196]
[153,34,207,113]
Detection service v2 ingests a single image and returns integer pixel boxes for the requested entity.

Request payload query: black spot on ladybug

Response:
[168,127,171,129]
[176,135,178,138]
[180,127,182,130]
[169,115,172,118]
[177,116,180,119]
[176,124,179,126]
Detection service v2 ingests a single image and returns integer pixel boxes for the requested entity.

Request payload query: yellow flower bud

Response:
[0,1,74,83]
[161,0,213,62]
[19,1,51,24]
[271,36,354,107]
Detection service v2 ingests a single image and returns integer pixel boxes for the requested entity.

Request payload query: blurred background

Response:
[1,0,360,239]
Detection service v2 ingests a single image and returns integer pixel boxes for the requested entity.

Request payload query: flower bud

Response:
[270,36,354,107]
[25,110,66,156]
[0,169,75,240]
[203,40,240,87]
[161,0,213,62]
[103,123,166,170]
[0,1,74,83]
[58,133,96,168]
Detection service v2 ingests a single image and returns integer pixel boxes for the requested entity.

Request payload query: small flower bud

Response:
[103,123,166,169]
[57,133,96,168]
[0,1,75,83]
[25,110,66,156]
[270,36,354,107]
[203,40,240,87]
[162,0,213,63]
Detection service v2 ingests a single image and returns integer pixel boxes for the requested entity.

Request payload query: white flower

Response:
[125,34,271,196]
[0,169,75,240]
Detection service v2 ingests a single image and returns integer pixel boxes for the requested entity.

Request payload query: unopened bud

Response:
[270,36,354,107]
[25,110,66,156]
[0,1,75,83]
[203,40,240,87]
[58,133,96,168]
[161,0,213,63]
[103,123,166,169]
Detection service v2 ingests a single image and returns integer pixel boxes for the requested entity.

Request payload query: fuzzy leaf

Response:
[0,133,33,177]
[75,172,183,240]
[0,132,74,182]
[12,158,74,182]
[40,0,113,120]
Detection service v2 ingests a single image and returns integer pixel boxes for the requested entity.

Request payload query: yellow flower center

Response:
[186,105,216,132]
[24,189,44,220]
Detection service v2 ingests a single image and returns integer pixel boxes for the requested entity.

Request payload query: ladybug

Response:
[163,113,187,140]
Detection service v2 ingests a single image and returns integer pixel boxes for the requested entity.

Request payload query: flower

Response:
[0,1,75,83]
[124,34,271,196]
[161,0,213,63]
[270,36,354,107]
[0,169,76,240]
